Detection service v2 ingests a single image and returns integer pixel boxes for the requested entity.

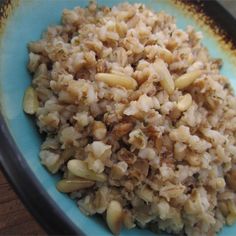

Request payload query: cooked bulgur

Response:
[24,2,236,235]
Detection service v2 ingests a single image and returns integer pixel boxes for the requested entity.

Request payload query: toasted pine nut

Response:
[176,93,192,111]
[57,178,95,193]
[66,170,77,179]
[136,186,153,203]
[95,73,137,90]
[106,200,123,235]
[175,70,202,89]
[47,149,75,174]
[158,48,174,64]
[154,60,175,94]
[23,86,39,114]
[67,159,107,182]
[110,70,126,76]
[123,210,135,229]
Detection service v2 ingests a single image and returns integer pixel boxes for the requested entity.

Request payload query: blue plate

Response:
[0,0,236,235]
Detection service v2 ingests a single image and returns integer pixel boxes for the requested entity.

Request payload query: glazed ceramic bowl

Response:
[0,0,236,235]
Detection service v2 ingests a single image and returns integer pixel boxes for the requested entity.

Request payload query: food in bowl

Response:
[23,2,236,235]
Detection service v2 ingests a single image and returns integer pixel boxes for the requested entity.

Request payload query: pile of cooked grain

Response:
[23,2,236,235]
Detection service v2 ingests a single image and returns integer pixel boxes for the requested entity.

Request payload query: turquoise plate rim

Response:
[0,0,236,235]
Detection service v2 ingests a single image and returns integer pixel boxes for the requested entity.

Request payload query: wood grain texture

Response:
[0,171,46,235]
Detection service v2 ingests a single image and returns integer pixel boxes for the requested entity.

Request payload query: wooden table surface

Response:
[0,170,45,235]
